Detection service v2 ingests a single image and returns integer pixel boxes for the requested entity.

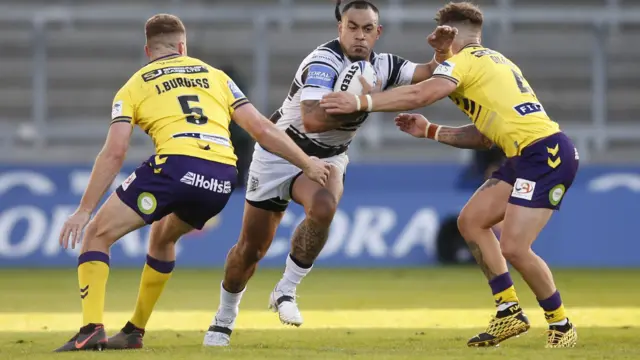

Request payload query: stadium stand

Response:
[0,0,639,163]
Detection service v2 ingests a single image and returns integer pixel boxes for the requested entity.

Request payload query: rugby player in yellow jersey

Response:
[320,2,579,349]
[54,14,331,352]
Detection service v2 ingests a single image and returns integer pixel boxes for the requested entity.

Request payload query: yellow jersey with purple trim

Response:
[432,45,560,157]
[110,54,249,165]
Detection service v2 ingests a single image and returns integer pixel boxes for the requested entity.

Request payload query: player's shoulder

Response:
[371,52,409,71]
[458,45,510,64]
[372,52,401,61]
[305,38,344,70]
[435,45,485,75]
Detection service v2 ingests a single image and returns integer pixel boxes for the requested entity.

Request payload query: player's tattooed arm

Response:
[301,100,364,133]
[436,124,493,150]
[395,113,491,149]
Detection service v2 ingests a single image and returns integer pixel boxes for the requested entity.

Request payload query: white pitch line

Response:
[1,308,639,332]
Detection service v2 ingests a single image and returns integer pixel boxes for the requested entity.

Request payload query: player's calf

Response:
[205,204,283,346]
[271,189,337,326]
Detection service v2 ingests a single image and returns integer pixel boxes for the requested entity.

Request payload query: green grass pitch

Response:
[1,267,639,359]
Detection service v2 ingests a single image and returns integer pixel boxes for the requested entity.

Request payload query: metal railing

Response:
[1,3,640,162]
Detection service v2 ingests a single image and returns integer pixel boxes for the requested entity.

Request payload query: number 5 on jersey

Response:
[511,69,532,94]
[178,95,208,125]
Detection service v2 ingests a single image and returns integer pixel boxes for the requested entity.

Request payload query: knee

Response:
[235,239,267,265]
[456,210,475,240]
[500,241,529,264]
[306,190,337,226]
[82,220,117,249]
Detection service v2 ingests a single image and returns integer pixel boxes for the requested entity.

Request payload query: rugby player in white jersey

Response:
[203,0,456,346]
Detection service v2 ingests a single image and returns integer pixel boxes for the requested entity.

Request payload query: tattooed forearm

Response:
[290,218,330,266]
[467,241,497,280]
[301,100,363,132]
[436,124,493,149]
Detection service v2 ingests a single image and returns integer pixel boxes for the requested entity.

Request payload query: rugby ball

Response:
[334,61,377,95]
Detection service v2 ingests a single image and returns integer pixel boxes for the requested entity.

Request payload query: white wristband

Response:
[365,94,373,112]
[434,125,441,142]
[354,94,361,112]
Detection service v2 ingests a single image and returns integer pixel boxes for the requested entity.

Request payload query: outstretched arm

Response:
[232,103,331,187]
[320,77,457,114]
[395,113,492,150]
[372,77,457,112]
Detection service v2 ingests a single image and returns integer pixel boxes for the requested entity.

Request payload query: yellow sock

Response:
[545,304,567,324]
[489,273,519,306]
[539,291,567,324]
[494,285,520,305]
[78,251,110,325]
[129,256,175,329]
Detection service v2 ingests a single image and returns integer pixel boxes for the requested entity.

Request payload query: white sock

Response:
[212,281,245,330]
[550,318,569,326]
[497,301,518,312]
[277,254,312,293]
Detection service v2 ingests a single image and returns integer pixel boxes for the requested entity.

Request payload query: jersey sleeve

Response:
[386,54,418,87]
[432,52,471,87]
[299,48,342,102]
[111,83,136,125]
[219,71,250,115]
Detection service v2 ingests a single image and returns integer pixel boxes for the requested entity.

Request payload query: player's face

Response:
[338,9,382,61]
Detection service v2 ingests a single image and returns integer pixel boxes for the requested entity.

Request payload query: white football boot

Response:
[268,284,303,327]
[203,315,233,347]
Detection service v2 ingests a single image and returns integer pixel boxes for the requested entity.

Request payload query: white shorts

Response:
[245,145,349,211]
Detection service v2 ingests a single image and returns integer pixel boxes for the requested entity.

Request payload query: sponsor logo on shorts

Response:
[549,184,566,206]
[121,171,136,191]
[137,192,157,215]
[512,178,536,201]
[111,101,123,118]
[180,172,232,194]
[248,175,259,192]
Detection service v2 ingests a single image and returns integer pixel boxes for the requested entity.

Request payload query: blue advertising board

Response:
[0,163,638,268]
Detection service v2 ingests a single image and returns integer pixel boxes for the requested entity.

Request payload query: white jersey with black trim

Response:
[266,38,417,158]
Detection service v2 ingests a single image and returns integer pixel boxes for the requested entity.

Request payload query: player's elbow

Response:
[101,146,127,163]
[248,118,270,143]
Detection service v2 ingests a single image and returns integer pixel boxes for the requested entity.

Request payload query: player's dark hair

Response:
[435,2,483,28]
[335,0,380,23]
[145,14,186,41]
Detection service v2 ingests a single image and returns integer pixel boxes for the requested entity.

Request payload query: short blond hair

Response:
[145,14,186,46]
[435,2,484,28]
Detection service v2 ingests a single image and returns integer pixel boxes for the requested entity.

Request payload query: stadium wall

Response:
[0,163,638,268]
